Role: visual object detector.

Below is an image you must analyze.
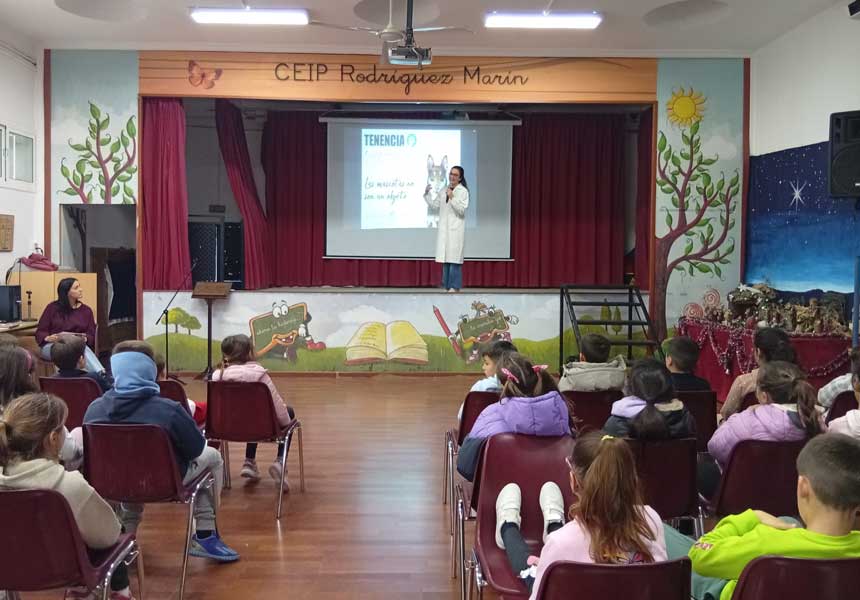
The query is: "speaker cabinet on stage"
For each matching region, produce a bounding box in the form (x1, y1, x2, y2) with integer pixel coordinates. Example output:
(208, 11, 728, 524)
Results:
(829, 110, 860, 197)
(0, 285, 21, 322)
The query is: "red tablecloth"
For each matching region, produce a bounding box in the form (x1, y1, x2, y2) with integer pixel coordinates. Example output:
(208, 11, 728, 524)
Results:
(678, 317, 852, 403)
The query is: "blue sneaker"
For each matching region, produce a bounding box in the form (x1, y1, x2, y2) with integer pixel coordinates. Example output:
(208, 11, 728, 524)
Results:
(189, 533, 240, 562)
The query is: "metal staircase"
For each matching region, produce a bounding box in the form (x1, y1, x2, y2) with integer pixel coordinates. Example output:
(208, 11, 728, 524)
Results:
(558, 285, 662, 371)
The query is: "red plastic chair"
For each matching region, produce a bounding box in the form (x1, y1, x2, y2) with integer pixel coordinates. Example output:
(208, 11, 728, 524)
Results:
(733, 555, 860, 599)
(628, 437, 703, 537)
(39, 376, 103, 430)
(708, 439, 806, 518)
(83, 423, 214, 600)
(158, 380, 192, 414)
(468, 433, 575, 600)
(740, 392, 760, 413)
(826, 390, 858, 424)
(534, 558, 692, 600)
(0, 489, 141, 600)
(444, 391, 498, 547)
(561, 390, 623, 432)
(206, 381, 305, 519)
(677, 390, 717, 452)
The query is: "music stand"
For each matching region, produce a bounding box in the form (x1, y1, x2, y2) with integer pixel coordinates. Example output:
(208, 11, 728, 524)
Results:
(192, 281, 232, 380)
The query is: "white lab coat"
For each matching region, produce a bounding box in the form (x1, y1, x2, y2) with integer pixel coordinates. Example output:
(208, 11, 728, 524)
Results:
(424, 184, 469, 264)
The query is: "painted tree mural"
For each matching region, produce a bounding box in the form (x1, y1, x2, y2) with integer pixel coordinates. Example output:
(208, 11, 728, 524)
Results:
(60, 102, 137, 204)
(652, 88, 739, 340)
(158, 307, 193, 334)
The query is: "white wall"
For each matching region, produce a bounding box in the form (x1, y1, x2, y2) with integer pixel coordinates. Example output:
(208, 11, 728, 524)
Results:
(751, 5, 860, 155)
(0, 24, 42, 276)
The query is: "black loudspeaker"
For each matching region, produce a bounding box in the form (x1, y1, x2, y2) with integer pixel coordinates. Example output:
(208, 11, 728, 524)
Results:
(188, 221, 221, 284)
(223, 222, 245, 290)
(829, 110, 860, 197)
(0, 285, 21, 322)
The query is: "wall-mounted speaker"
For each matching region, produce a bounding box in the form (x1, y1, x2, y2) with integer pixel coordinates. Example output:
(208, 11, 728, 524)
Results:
(829, 110, 860, 197)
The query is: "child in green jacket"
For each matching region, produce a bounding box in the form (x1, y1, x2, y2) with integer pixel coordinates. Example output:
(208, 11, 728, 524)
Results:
(665, 433, 860, 600)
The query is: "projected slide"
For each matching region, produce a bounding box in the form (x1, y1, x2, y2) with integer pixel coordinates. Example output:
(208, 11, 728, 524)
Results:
(360, 128, 461, 230)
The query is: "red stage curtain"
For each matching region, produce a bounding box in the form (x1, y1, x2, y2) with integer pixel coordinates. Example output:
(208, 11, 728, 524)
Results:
(635, 107, 653, 290)
(215, 99, 272, 289)
(262, 111, 625, 287)
(141, 98, 192, 290)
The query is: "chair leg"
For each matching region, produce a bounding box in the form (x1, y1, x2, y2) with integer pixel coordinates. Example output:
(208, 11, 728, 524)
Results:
(458, 498, 467, 600)
(442, 433, 449, 505)
(450, 496, 458, 579)
(276, 445, 287, 520)
(297, 424, 305, 493)
(179, 491, 198, 600)
(135, 547, 145, 600)
(220, 441, 231, 490)
(448, 443, 456, 536)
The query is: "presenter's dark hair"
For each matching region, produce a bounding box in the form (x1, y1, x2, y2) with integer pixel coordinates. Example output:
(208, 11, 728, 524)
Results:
(452, 165, 468, 190)
(56, 277, 78, 312)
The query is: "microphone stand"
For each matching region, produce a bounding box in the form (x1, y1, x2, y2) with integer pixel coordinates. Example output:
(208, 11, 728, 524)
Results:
(155, 259, 198, 385)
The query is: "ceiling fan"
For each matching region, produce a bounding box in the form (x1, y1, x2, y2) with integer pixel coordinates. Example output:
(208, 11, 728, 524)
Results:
(310, 0, 471, 65)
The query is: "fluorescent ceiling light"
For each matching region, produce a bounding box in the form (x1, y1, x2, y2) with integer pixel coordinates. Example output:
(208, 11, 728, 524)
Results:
(484, 12, 602, 29)
(190, 7, 309, 25)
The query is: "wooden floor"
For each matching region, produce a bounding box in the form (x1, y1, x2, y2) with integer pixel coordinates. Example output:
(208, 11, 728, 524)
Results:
(30, 374, 476, 600)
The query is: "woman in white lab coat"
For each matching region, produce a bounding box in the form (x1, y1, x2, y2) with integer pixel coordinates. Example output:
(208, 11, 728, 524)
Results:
(424, 165, 469, 292)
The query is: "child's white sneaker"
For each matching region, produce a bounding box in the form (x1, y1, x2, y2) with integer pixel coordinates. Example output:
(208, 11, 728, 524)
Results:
(240, 459, 260, 481)
(268, 459, 290, 492)
(495, 483, 522, 549)
(539, 482, 565, 542)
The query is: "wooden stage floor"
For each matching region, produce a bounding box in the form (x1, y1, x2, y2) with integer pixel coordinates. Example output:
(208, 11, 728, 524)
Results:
(28, 374, 476, 600)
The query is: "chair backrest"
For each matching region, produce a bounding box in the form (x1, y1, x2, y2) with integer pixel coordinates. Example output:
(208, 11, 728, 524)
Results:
(535, 557, 692, 600)
(628, 437, 698, 520)
(158, 380, 192, 415)
(476, 434, 575, 549)
(826, 390, 858, 424)
(712, 439, 806, 517)
(676, 390, 717, 452)
(733, 555, 860, 600)
(39, 376, 103, 430)
(740, 392, 759, 413)
(206, 380, 281, 442)
(457, 391, 499, 445)
(562, 390, 623, 432)
(0, 489, 94, 591)
(83, 423, 186, 503)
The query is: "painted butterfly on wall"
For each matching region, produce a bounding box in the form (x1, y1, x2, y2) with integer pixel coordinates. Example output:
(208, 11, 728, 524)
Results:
(188, 60, 222, 89)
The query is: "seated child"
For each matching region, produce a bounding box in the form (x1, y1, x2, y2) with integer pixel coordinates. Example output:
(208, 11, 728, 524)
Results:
(211, 334, 295, 491)
(603, 358, 696, 440)
(558, 333, 626, 393)
(153, 353, 206, 429)
(83, 340, 239, 562)
(0, 393, 135, 599)
(665, 336, 711, 392)
(0, 332, 19, 348)
(456, 340, 517, 420)
(818, 347, 859, 411)
(722, 327, 796, 419)
(50, 333, 112, 392)
(819, 351, 859, 437)
(708, 361, 823, 469)
(495, 431, 667, 599)
(665, 433, 860, 600)
(456, 352, 571, 481)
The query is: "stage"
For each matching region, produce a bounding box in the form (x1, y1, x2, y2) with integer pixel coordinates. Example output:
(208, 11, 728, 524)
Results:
(142, 287, 649, 374)
(678, 317, 852, 403)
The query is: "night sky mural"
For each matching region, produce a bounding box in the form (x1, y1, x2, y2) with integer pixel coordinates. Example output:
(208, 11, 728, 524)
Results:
(746, 141, 860, 292)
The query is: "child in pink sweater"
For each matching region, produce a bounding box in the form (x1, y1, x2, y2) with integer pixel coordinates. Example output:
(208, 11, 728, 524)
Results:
(211, 334, 295, 491)
(495, 431, 667, 599)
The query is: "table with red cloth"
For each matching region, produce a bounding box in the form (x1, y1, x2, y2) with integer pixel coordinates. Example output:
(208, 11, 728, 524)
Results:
(677, 317, 852, 403)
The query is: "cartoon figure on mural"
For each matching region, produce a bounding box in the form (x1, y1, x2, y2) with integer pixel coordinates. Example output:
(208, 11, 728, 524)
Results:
(250, 301, 326, 364)
(424, 154, 448, 228)
(433, 300, 520, 363)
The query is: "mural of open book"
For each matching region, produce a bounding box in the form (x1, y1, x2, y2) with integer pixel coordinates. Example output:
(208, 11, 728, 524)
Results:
(344, 320, 429, 365)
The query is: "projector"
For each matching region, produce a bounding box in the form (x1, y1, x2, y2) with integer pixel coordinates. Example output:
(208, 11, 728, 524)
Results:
(388, 45, 432, 66)
(851, 0, 860, 18)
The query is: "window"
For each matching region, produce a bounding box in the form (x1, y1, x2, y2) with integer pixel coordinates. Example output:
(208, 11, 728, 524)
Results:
(0, 123, 35, 190)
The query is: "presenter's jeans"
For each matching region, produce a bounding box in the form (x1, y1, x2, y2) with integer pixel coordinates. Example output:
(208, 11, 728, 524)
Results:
(442, 263, 462, 290)
(41, 342, 105, 373)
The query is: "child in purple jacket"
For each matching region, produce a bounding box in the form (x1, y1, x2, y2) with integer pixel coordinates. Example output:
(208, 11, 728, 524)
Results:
(456, 353, 571, 481)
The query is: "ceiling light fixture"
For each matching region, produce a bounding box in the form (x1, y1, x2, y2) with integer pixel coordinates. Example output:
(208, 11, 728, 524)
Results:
(484, 11, 602, 30)
(190, 7, 309, 25)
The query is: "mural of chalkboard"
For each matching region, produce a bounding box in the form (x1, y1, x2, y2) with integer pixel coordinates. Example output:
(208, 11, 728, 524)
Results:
(457, 310, 509, 344)
(249, 302, 308, 356)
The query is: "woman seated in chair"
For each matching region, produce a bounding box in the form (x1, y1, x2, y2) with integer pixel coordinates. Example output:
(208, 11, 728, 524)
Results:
(0, 392, 135, 599)
(494, 431, 667, 599)
(35, 278, 104, 375)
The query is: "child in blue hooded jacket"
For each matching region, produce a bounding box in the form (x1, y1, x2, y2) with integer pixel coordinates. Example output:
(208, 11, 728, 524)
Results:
(83, 340, 239, 562)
